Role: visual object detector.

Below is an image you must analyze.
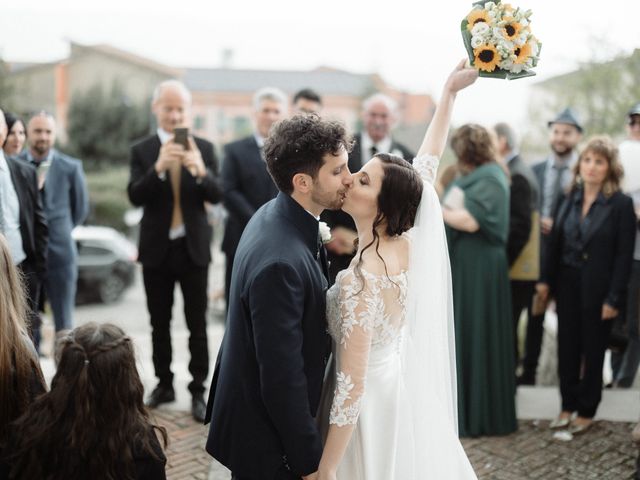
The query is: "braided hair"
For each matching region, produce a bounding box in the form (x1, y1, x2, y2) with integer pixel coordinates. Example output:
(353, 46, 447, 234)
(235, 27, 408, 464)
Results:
(5, 322, 167, 480)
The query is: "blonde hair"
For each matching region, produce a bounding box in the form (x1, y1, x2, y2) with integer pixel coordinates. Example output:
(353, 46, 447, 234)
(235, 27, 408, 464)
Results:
(0, 234, 42, 445)
(571, 135, 624, 197)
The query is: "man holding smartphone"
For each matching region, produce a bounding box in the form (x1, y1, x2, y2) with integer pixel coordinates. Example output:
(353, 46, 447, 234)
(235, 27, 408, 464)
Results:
(127, 80, 222, 422)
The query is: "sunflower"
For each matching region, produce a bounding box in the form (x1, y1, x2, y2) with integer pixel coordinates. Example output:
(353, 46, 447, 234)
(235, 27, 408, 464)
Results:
(502, 18, 522, 41)
(513, 42, 532, 64)
(466, 9, 492, 32)
(473, 44, 501, 72)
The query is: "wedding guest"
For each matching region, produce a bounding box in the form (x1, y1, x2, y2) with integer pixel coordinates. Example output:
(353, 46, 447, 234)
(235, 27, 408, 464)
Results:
(537, 136, 635, 434)
(443, 124, 517, 437)
(128, 80, 222, 422)
(321, 93, 414, 281)
(19, 112, 89, 332)
(612, 102, 640, 388)
(494, 122, 540, 375)
(0, 109, 48, 351)
(0, 233, 46, 479)
(3, 322, 168, 479)
(522, 108, 583, 385)
(2, 113, 26, 157)
(221, 87, 284, 306)
(292, 88, 323, 114)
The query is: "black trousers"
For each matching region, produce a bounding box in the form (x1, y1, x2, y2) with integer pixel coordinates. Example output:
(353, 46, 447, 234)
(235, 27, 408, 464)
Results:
(556, 266, 613, 418)
(511, 280, 535, 365)
(18, 260, 42, 350)
(143, 238, 209, 395)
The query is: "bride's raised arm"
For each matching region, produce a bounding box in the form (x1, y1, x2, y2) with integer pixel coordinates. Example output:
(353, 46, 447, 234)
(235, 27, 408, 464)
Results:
(416, 60, 478, 161)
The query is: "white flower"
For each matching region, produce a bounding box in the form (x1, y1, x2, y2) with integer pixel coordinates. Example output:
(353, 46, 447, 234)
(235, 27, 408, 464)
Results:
(509, 63, 526, 74)
(319, 221, 332, 244)
(499, 58, 515, 70)
(471, 21, 490, 36)
(471, 35, 484, 49)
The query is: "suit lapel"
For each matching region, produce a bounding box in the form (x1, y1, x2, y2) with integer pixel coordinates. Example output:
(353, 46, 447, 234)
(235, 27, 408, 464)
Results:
(582, 201, 613, 246)
(6, 159, 27, 231)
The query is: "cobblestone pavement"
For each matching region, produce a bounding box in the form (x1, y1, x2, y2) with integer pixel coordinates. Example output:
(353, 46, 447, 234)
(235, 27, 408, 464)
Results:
(154, 411, 638, 480)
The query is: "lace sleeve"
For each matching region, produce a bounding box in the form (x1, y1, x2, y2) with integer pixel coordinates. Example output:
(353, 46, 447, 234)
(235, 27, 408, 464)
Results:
(413, 154, 440, 185)
(329, 272, 374, 427)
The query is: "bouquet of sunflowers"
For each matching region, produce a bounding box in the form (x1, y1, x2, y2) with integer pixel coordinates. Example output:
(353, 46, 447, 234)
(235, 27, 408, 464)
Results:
(461, 0, 541, 79)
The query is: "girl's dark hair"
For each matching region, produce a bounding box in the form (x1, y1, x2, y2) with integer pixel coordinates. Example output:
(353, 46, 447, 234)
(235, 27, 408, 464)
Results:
(6, 322, 168, 480)
(2, 113, 25, 148)
(450, 123, 497, 171)
(264, 113, 353, 194)
(353, 153, 423, 289)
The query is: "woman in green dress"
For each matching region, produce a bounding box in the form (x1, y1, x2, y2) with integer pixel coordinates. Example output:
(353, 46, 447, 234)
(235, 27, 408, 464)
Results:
(442, 124, 517, 437)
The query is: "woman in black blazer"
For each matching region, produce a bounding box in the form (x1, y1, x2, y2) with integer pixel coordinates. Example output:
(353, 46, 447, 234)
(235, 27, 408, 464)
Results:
(536, 136, 636, 435)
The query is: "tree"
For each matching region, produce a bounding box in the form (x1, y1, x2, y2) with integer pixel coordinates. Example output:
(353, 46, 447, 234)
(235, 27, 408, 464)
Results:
(523, 43, 640, 156)
(66, 82, 151, 169)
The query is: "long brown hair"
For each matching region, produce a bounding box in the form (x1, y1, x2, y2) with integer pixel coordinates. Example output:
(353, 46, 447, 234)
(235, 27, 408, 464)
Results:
(6, 322, 168, 480)
(0, 234, 44, 447)
(353, 153, 422, 290)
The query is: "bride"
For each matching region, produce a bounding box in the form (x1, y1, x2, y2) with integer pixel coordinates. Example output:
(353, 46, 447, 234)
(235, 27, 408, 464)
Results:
(318, 60, 479, 480)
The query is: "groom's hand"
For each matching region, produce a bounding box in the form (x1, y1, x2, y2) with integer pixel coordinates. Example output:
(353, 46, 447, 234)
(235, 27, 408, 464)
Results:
(302, 472, 318, 480)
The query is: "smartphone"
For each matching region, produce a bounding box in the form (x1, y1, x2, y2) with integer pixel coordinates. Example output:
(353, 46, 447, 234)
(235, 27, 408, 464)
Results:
(173, 127, 189, 149)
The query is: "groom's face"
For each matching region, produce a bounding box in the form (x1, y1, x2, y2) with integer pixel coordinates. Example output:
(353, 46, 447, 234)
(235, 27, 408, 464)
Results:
(311, 146, 352, 211)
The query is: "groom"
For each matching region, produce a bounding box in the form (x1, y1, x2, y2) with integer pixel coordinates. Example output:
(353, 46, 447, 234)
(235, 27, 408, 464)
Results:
(205, 114, 353, 479)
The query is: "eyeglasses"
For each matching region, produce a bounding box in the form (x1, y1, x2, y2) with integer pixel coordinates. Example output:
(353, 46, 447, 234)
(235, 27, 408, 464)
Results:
(629, 117, 640, 127)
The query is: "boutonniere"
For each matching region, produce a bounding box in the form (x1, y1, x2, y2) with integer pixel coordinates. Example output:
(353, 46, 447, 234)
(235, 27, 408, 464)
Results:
(319, 221, 332, 244)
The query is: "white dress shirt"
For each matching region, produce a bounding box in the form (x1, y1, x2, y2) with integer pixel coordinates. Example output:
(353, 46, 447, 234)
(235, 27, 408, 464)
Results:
(0, 151, 26, 265)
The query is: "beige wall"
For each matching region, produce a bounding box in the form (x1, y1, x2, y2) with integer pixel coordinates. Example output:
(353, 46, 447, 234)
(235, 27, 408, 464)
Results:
(8, 64, 57, 118)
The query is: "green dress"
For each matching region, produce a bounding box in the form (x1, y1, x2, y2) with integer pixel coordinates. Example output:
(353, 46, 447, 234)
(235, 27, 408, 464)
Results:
(445, 162, 517, 437)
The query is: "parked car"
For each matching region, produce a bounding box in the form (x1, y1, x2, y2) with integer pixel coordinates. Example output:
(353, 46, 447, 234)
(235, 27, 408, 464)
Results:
(73, 226, 137, 304)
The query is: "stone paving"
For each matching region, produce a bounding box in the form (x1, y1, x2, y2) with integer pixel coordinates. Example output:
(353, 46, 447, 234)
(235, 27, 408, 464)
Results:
(153, 409, 638, 480)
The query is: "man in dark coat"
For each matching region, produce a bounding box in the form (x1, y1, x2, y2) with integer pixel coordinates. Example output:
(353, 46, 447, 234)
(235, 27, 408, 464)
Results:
(221, 87, 286, 306)
(127, 80, 222, 421)
(495, 122, 540, 373)
(0, 109, 48, 347)
(205, 114, 353, 479)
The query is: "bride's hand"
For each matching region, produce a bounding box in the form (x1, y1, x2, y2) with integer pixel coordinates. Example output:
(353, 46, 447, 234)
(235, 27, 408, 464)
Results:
(444, 59, 479, 95)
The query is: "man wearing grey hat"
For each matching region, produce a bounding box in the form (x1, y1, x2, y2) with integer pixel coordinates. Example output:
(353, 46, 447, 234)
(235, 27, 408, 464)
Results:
(611, 102, 640, 389)
(518, 107, 583, 385)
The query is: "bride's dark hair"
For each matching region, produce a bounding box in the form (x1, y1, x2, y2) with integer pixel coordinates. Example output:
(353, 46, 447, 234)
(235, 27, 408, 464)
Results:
(353, 153, 423, 290)
(5, 322, 167, 480)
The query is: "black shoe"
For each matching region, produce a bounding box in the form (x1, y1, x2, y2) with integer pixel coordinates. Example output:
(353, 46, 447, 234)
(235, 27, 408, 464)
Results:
(146, 385, 175, 408)
(191, 394, 206, 423)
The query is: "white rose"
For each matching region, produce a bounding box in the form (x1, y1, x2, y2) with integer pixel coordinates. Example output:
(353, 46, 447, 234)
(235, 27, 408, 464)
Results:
(499, 58, 514, 70)
(510, 63, 526, 74)
(471, 35, 484, 49)
(471, 22, 490, 36)
(319, 221, 332, 244)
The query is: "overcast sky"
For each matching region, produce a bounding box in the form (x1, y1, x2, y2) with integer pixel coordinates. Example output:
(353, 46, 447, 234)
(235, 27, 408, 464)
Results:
(1, 0, 639, 127)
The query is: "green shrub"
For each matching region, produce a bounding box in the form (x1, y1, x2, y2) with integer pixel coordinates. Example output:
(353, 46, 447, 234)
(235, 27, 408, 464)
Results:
(85, 166, 131, 232)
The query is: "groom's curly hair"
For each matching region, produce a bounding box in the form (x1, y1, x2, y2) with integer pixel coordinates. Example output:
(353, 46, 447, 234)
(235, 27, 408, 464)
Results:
(264, 114, 353, 194)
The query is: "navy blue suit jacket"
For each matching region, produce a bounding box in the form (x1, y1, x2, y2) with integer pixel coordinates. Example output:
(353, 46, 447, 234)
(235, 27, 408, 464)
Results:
(205, 192, 331, 478)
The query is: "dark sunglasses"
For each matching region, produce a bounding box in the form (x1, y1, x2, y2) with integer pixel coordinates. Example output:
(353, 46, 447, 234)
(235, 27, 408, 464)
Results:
(629, 117, 640, 126)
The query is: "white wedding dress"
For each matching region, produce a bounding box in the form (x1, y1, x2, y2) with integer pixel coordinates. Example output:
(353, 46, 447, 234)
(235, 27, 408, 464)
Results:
(323, 154, 477, 479)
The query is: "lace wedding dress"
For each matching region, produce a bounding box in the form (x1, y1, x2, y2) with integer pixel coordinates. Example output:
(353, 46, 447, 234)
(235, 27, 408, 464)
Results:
(323, 154, 477, 479)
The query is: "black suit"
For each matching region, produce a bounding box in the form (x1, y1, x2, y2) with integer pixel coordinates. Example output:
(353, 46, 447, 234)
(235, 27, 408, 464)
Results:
(205, 193, 331, 479)
(320, 133, 414, 281)
(543, 189, 636, 417)
(5, 156, 48, 344)
(127, 134, 222, 395)
(221, 136, 278, 305)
